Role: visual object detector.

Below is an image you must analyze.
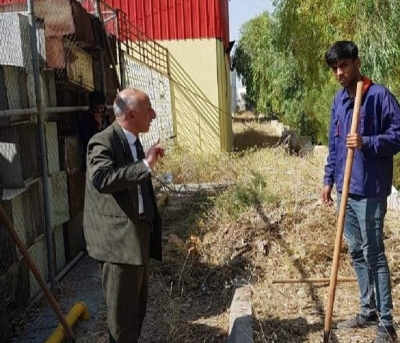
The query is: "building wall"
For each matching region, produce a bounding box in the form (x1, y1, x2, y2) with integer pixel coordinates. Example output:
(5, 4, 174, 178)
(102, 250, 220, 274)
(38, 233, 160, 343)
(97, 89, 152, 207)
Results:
(159, 38, 232, 152)
(216, 40, 233, 151)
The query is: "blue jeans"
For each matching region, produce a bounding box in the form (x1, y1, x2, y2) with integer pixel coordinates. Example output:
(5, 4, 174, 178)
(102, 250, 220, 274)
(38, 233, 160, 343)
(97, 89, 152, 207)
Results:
(337, 193, 393, 326)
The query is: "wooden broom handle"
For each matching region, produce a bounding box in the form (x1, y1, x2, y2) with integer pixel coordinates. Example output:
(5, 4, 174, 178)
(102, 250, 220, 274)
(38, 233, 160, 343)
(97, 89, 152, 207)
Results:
(323, 80, 364, 342)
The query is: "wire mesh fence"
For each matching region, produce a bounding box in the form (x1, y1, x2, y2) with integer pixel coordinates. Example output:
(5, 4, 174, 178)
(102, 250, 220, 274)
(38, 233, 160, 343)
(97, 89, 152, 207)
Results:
(0, 0, 174, 340)
(0, 7, 42, 340)
(116, 5, 174, 149)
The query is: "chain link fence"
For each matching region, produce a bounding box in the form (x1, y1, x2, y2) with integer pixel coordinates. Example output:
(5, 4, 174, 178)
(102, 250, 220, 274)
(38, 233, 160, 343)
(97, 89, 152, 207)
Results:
(0, 0, 174, 340)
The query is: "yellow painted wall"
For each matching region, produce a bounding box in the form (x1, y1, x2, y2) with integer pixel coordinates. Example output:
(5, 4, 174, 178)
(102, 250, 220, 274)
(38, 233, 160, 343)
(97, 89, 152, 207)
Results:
(216, 40, 233, 151)
(158, 39, 232, 152)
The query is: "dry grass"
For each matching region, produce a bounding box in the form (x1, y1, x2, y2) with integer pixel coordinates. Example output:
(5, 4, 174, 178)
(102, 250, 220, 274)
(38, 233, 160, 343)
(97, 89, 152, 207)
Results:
(72, 117, 399, 342)
(233, 119, 281, 151)
(151, 118, 400, 342)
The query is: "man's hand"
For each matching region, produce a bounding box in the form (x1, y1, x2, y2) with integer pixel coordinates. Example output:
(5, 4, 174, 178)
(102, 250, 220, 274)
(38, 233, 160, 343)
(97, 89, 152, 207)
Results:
(346, 133, 362, 149)
(321, 185, 334, 206)
(146, 139, 165, 169)
(94, 113, 104, 130)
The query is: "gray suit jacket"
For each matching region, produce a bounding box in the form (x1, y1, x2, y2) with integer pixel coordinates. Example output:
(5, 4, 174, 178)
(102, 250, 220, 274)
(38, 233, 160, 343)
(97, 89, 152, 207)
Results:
(83, 121, 162, 265)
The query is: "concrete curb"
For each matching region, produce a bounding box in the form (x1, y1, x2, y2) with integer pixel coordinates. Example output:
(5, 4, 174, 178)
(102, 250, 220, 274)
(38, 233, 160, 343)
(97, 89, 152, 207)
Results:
(228, 280, 253, 343)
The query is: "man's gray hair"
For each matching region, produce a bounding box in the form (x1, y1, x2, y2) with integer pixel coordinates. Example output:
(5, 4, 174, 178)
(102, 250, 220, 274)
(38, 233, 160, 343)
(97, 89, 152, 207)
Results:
(113, 89, 140, 117)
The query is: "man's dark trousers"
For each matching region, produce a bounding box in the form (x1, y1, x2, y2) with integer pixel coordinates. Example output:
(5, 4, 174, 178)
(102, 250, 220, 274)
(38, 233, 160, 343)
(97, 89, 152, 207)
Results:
(101, 219, 151, 343)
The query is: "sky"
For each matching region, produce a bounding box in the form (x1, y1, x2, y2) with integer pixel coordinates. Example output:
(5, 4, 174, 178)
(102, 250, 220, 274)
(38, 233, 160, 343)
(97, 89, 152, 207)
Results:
(229, 0, 275, 42)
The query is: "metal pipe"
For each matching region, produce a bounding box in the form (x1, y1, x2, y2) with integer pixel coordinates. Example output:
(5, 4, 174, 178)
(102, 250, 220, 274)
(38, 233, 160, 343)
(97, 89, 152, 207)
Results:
(54, 251, 85, 283)
(27, 0, 56, 288)
(45, 106, 87, 113)
(0, 108, 37, 117)
(118, 39, 125, 89)
(94, 0, 107, 94)
(0, 105, 114, 118)
(116, 9, 125, 89)
(45, 302, 89, 343)
(95, 0, 121, 90)
(43, 105, 113, 113)
(97, 0, 115, 12)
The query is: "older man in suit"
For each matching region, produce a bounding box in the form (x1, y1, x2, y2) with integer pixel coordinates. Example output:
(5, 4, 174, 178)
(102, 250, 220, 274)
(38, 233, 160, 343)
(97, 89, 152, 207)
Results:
(83, 88, 164, 343)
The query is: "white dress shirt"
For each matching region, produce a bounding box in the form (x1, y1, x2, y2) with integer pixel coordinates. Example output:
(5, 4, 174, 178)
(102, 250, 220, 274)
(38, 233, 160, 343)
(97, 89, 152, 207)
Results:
(121, 128, 151, 214)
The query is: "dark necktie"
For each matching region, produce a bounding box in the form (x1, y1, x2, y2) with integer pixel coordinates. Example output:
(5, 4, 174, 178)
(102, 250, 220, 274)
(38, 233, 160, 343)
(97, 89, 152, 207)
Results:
(134, 138, 155, 223)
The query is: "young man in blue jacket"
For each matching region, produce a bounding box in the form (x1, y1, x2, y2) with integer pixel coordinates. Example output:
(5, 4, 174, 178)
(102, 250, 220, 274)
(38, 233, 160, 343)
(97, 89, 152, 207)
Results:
(321, 41, 400, 343)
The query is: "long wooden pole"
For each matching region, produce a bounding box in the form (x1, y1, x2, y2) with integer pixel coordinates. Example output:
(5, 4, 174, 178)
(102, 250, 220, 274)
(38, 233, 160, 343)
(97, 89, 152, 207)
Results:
(323, 80, 364, 343)
(272, 277, 356, 284)
(0, 205, 76, 342)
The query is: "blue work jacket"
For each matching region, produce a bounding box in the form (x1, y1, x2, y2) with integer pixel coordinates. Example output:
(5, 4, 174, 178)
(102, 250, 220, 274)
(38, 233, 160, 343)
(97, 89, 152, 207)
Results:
(324, 78, 400, 197)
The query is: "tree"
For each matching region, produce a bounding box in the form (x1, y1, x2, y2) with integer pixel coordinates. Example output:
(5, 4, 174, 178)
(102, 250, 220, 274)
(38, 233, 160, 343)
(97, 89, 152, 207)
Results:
(233, 13, 272, 113)
(234, 0, 400, 143)
(273, 0, 400, 90)
(234, 12, 317, 138)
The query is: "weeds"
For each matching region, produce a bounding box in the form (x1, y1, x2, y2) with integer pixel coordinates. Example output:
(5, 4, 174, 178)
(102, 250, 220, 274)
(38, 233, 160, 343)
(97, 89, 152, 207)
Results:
(153, 118, 400, 342)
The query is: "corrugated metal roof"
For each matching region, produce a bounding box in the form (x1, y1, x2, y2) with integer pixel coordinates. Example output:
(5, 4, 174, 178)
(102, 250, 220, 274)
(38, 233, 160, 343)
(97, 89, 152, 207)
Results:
(106, 0, 230, 48)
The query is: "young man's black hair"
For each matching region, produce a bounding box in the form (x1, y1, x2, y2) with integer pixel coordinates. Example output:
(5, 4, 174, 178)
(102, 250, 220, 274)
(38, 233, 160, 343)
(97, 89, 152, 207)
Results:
(325, 40, 359, 67)
(88, 91, 106, 109)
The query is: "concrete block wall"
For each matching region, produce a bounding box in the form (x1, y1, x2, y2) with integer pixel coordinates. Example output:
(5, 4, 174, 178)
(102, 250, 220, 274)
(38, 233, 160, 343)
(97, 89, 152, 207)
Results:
(53, 225, 65, 273)
(59, 135, 82, 174)
(49, 171, 70, 227)
(67, 171, 85, 219)
(0, 123, 39, 188)
(59, 134, 86, 263)
(26, 179, 45, 239)
(0, 120, 72, 303)
(0, 195, 18, 274)
(45, 122, 61, 175)
(64, 212, 84, 263)
(1, 178, 48, 300)
(27, 237, 48, 297)
(0, 8, 106, 336)
(2, 188, 30, 251)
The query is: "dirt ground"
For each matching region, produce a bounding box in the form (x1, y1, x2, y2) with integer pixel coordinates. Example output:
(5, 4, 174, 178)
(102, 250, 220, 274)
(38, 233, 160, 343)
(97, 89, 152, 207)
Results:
(13, 191, 400, 343)
(11, 191, 230, 343)
(11, 119, 400, 343)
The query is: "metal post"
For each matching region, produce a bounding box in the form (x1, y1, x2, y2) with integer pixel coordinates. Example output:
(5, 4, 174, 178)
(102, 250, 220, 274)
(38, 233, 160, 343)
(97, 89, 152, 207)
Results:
(27, 0, 56, 287)
(116, 9, 125, 89)
(94, 0, 121, 90)
(1, 105, 113, 118)
(94, 0, 107, 94)
(117, 39, 125, 89)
